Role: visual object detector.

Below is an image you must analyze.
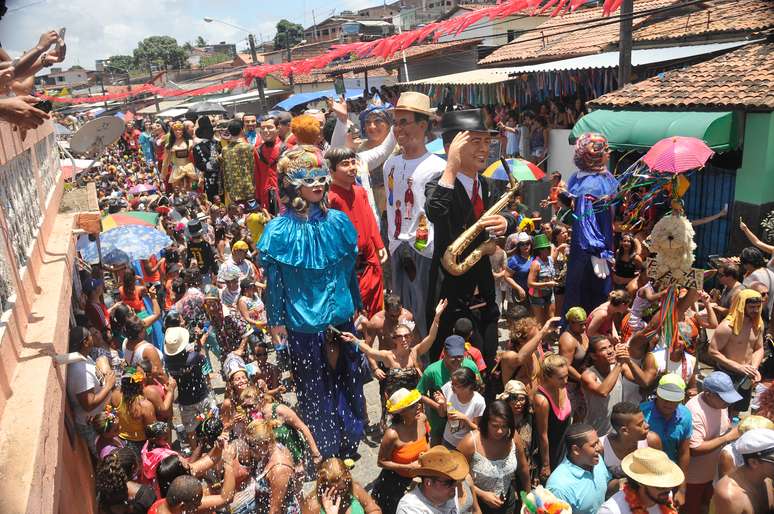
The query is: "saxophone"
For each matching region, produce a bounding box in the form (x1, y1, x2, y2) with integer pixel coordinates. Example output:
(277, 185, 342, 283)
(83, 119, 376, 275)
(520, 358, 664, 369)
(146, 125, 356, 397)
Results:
(442, 159, 520, 276)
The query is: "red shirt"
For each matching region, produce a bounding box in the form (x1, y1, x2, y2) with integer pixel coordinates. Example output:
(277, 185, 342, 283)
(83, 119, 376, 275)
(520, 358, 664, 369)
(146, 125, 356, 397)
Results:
(254, 137, 283, 209)
(328, 183, 384, 266)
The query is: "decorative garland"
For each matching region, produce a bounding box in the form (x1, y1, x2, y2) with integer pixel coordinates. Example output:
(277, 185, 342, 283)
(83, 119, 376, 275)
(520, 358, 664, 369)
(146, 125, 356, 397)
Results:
(42, 0, 624, 104)
(623, 483, 678, 514)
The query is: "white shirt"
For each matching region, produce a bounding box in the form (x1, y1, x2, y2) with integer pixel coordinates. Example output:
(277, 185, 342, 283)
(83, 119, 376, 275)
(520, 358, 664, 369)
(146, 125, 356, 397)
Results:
(652, 348, 696, 383)
(441, 381, 486, 447)
(66, 356, 107, 425)
(397, 487, 459, 514)
(598, 490, 662, 514)
(599, 434, 648, 477)
(383, 152, 446, 258)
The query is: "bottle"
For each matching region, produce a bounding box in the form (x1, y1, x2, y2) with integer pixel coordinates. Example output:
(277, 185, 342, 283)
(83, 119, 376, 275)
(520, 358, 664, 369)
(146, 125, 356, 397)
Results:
(447, 401, 460, 432)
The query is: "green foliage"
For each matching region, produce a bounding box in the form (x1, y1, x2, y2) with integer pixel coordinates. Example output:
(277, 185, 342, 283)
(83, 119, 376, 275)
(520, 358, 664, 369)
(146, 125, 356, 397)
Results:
(195, 36, 207, 47)
(274, 19, 304, 49)
(200, 53, 233, 67)
(106, 54, 135, 71)
(132, 35, 188, 70)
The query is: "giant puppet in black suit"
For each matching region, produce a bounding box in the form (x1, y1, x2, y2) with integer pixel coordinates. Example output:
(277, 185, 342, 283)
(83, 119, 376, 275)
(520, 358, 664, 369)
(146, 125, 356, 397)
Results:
(424, 109, 517, 366)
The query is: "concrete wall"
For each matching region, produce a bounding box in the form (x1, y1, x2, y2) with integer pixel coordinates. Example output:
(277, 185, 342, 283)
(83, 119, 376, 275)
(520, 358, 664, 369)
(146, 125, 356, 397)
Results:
(730, 112, 774, 253)
(0, 122, 94, 514)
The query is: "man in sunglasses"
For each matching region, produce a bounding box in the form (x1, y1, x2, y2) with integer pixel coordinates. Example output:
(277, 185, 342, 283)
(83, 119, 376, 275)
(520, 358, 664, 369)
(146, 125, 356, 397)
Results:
(711, 428, 774, 514)
(397, 445, 471, 513)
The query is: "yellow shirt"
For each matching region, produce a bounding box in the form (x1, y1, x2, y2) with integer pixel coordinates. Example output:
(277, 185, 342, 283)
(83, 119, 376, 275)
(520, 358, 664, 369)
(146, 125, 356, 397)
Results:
(246, 212, 269, 243)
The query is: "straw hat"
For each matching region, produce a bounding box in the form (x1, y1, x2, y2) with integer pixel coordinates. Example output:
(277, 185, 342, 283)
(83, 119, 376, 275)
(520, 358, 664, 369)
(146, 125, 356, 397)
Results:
(409, 445, 470, 481)
(621, 447, 684, 489)
(386, 388, 421, 413)
(394, 91, 432, 116)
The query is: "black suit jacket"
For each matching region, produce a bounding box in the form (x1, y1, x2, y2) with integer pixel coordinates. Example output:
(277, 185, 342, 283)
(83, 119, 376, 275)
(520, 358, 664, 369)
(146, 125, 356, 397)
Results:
(424, 173, 516, 321)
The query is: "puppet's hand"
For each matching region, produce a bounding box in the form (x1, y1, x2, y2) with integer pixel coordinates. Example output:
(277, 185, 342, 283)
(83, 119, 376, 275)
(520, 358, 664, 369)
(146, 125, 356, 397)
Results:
(591, 255, 610, 279)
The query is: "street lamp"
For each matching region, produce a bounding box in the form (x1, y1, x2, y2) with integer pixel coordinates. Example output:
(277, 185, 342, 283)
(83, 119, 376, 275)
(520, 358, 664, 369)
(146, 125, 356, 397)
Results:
(203, 16, 266, 112)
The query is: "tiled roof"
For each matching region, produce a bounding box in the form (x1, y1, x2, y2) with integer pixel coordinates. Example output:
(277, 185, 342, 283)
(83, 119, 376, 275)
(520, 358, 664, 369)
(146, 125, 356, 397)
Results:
(323, 39, 481, 74)
(588, 42, 774, 111)
(273, 67, 396, 85)
(480, 0, 773, 65)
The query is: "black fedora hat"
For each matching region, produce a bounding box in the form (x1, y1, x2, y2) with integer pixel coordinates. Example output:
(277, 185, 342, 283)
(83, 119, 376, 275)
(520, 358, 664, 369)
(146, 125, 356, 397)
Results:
(440, 108, 499, 135)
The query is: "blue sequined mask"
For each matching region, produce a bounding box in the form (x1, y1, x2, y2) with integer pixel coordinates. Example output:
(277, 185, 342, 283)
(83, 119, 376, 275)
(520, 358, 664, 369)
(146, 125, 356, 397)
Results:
(286, 166, 331, 188)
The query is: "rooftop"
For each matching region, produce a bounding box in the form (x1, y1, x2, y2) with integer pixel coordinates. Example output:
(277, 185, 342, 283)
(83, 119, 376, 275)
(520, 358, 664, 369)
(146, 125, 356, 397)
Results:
(479, 0, 774, 66)
(587, 41, 774, 111)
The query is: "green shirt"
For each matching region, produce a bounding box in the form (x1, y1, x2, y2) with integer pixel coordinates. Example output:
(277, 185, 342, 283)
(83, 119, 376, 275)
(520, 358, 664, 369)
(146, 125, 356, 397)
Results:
(417, 358, 481, 440)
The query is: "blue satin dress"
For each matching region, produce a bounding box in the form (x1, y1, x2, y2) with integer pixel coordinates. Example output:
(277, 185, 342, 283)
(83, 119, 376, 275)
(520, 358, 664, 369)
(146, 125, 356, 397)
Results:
(258, 205, 365, 458)
(562, 171, 619, 316)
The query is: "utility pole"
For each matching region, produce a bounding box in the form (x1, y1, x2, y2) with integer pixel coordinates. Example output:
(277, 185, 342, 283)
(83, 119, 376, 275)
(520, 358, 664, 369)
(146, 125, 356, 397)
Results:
(248, 34, 267, 114)
(287, 35, 294, 89)
(312, 9, 318, 41)
(617, 0, 634, 87)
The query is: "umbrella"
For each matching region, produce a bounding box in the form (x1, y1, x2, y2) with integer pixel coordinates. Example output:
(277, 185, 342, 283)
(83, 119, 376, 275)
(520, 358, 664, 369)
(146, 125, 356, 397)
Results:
(426, 137, 446, 156)
(643, 136, 714, 174)
(54, 123, 72, 136)
(187, 101, 227, 116)
(101, 211, 160, 231)
(482, 158, 545, 182)
(81, 225, 171, 263)
(129, 183, 157, 195)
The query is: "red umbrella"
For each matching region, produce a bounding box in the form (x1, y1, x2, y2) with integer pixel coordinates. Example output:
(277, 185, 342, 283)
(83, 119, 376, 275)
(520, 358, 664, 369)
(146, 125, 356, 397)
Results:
(643, 136, 714, 174)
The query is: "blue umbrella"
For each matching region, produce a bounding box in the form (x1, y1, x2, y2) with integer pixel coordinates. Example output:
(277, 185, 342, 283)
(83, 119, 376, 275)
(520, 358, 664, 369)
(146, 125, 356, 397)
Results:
(80, 225, 172, 264)
(426, 137, 446, 156)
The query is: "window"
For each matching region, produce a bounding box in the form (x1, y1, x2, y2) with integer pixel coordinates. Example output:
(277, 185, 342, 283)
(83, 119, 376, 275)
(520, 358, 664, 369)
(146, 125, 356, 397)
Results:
(507, 30, 516, 42)
(57, 76, 65, 82)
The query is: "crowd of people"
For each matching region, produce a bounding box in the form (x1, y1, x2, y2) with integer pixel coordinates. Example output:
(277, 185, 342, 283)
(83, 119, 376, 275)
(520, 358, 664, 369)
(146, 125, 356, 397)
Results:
(53, 79, 774, 514)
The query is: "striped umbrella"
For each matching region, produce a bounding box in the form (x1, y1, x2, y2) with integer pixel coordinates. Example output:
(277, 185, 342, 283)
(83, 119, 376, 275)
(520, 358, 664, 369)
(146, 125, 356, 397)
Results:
(482, 158, 545, 182)
(101, 210, 159, 231)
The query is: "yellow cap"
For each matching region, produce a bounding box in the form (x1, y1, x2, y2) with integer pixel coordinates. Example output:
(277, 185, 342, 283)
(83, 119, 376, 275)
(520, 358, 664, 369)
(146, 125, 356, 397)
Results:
(232, 240, 249, 251)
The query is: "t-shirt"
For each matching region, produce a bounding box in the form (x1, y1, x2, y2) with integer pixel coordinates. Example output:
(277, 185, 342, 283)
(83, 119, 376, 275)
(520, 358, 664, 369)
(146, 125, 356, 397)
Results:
(66, 356, 107, 425)
(686, 393, 730, 484)
(164, 351, 209, 406)
(396, 486, 460, 514)
(652, 349, 696, 384)
(439, 343, 487, 372)
(186, 239, 217, 275)
(640, 400, 692, 463)
(546, 457, 612, 514)
(598, 490, 662, 514)
(246, 212, 269, 243)
(382, 152, 446, 259)
(417, 359, 481, 440)
(441, 382, 486, 447)
(507, 254, 533, 291)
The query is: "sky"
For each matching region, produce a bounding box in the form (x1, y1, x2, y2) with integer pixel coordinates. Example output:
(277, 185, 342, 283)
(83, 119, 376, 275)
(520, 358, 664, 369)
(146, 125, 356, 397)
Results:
(1, 0, 378, 69)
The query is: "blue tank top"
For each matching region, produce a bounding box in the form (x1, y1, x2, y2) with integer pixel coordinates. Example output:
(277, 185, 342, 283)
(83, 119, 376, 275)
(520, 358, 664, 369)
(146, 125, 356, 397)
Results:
(508, 255, 533, 290)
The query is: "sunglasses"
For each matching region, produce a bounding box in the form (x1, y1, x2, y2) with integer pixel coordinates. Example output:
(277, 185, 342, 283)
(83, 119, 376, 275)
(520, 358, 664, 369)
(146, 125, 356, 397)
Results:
(393, 333, 411, 340)
(300, 176, 330, 188)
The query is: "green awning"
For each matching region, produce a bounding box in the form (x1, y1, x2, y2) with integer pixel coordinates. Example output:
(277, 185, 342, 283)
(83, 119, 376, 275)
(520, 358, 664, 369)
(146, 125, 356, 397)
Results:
(570, 110, 740, 151)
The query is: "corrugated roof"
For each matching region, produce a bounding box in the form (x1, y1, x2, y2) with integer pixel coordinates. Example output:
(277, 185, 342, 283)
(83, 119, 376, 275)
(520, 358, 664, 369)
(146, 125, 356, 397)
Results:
(588, 41, 774, 111)
(403, 40, 754, 85)
(324, 39, 481, 74)
(480, 0, 773, 66)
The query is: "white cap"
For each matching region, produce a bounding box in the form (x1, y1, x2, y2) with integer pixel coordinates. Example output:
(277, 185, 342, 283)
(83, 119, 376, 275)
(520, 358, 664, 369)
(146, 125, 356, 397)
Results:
(735, 428, 774, 456)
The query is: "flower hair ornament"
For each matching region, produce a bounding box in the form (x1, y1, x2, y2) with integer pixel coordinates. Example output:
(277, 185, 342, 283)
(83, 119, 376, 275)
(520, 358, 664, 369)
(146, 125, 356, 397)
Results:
(171, 121, 184, 131)
(123, 366, 145, 384)
(101, 404, 119, 432)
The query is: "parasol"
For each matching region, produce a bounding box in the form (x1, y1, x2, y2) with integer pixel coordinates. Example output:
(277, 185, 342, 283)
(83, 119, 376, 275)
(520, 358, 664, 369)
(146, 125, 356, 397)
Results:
(426, 137, 446, 156)
(101, 210, 160, 231)
(187, 101, 227, 116)
(80, 225, 171, 263)
(643, 136, 714, 174)
(129, 183, 157, 195)
(482, 158, 545, 182)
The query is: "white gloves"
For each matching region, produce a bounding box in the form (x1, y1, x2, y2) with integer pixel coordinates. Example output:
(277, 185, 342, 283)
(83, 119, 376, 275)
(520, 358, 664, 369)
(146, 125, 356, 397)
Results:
(591, 256, 611, 279)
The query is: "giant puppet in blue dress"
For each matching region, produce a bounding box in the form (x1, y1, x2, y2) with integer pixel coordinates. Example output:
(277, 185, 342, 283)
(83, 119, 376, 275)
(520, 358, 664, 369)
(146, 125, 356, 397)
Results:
(562, 133, 620, 316)
(257, 145, 365, 459)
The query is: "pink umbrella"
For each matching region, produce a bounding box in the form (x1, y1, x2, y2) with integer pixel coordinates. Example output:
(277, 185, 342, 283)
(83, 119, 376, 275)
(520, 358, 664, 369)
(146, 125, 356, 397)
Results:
(642, 136, 714, 174)
(129, 183, 157, 195)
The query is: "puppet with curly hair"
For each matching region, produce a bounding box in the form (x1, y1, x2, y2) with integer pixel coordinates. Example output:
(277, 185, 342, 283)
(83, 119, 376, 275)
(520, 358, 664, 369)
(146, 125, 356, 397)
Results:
(257, 145, 365, 459)
(562, 133, 620, 316)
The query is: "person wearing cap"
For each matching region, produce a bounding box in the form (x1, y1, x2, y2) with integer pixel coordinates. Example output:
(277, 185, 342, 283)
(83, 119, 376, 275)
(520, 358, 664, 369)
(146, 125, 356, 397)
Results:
(546, 423, 615, 514)
(163, 325, 213, 447)
(418, 335, 481, 446)
(371, 388, 429, 513)
(184, 218, 218, 280)
(527, 232, 558, 324)
(709, 289, 765, 413)
(381, 91, 445, 341)
(683, 370, 742, 513)
(718, 416, 774, 477)
(424, 108, 518, 367)
(504, 232, 533, 302)
(598, 447, 684, 514)
(223, 239, 257, 283)
(640, 373, 693, 507)
(711, 428, 774, 514)
(396, 445, 475, 513)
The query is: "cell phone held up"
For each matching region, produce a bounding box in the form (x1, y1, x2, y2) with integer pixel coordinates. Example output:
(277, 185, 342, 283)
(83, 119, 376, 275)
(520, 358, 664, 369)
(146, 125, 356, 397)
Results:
(34, 99, 53, 113)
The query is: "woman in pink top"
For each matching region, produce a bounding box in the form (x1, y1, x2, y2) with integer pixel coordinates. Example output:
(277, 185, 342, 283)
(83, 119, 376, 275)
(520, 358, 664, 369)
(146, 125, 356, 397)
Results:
(533, 353, 572, 483)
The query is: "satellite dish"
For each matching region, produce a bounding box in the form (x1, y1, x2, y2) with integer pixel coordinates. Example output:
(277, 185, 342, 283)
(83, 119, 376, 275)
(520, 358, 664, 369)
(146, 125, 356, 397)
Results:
(69, 116, 124, 155)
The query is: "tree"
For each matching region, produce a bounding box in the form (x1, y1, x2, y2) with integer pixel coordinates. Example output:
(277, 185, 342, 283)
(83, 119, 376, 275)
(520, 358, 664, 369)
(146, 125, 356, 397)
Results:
(133, 36, 188, 70)
(105, 55, 136, 72)
(195, 36, 207, 47)
(182, 42, 194, 53)
(200, 53, 232, 68)
(274, 19, 304, 50)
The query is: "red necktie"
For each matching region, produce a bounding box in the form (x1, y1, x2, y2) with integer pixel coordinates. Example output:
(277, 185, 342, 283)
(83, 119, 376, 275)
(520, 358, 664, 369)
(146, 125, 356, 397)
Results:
(471, 175, 484, 219)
